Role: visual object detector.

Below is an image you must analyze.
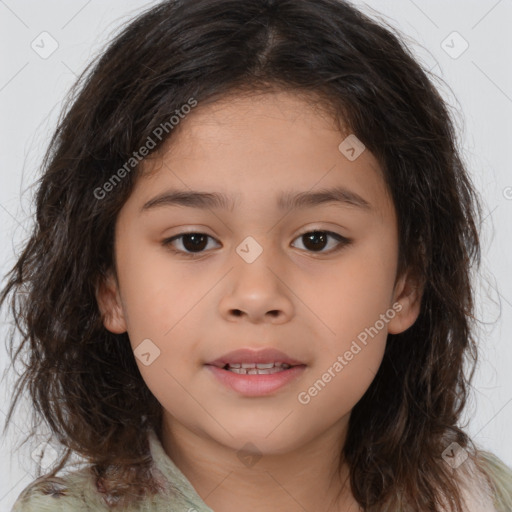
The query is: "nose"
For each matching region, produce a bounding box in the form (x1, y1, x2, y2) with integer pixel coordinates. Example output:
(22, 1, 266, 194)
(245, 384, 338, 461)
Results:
(219, 253, 295, 324)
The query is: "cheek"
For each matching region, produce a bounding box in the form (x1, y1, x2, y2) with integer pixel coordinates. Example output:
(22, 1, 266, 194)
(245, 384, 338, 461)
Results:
(297, 233, 396, 410)
(116, 239, 188, 338)
(116, 241, 209, 376)
(136, 360, 202, 431)
(298, 275, 391, 420)
(296, 344, 384, 427)
(308, 237, 398, 346)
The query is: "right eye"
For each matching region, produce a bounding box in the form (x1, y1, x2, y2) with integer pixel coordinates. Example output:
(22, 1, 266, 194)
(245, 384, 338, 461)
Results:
(162, 232, 221, 257)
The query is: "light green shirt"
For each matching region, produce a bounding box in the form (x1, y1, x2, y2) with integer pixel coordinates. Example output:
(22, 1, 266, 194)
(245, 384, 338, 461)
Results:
(11, 429, 512, 511)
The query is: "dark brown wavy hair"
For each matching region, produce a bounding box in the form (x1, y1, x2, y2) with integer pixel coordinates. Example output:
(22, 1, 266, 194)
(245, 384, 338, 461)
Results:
(1, 0, 487, 510)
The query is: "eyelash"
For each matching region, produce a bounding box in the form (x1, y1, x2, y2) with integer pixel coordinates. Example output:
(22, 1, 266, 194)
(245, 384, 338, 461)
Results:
(161, 229, 352, 258)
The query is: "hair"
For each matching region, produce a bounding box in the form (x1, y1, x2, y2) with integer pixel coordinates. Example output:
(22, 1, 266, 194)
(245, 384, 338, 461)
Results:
(0, 0, 487, 510)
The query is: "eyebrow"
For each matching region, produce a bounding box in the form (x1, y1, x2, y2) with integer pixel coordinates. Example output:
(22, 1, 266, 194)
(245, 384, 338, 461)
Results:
(140, 186, 372, 213)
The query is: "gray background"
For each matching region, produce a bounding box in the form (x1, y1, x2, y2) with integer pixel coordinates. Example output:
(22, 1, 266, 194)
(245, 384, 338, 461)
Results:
(1, 0, 511, 509)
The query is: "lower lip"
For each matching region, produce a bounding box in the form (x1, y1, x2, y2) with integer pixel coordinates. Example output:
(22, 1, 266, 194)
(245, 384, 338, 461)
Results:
(205, 365, 306, 396)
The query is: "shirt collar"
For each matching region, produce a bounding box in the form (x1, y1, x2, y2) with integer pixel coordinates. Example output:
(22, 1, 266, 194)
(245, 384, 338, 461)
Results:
(147, 428, 215, 512)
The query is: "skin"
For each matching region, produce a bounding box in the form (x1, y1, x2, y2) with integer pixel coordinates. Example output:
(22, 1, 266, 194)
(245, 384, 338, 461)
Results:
(96, 90, 423, 512)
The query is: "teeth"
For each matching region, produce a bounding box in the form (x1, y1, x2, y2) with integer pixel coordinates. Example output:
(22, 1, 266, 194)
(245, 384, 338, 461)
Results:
(230, 366, 286, 375)
(224, 362, 292, 375)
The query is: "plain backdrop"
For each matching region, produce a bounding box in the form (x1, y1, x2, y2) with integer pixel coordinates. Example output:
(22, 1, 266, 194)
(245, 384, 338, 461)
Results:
(0, 0, 511, 509)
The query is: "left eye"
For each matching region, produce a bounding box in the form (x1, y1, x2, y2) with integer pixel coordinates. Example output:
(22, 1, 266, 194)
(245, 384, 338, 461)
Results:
(291, 230, 350, 253)
(162, 230, 351, 257)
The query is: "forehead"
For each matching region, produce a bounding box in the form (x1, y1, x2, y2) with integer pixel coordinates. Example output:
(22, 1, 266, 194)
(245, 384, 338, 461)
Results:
(133, 90, 393, 220)
(159, 90, 344, 158)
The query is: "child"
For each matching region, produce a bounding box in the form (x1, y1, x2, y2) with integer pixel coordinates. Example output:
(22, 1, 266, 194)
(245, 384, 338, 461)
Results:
(2, 0, 511, 510)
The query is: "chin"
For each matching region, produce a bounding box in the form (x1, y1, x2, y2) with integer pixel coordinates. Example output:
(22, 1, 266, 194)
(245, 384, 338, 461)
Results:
(213, 427, 307, 456)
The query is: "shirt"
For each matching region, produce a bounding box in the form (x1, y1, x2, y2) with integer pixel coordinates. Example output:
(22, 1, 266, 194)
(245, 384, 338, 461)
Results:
(10, 429, 512, 511)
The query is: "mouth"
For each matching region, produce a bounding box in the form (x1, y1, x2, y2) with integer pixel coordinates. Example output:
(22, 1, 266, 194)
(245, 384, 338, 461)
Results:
(220, 362, 295, 375)
(206, 347, 306, 370)
(204, 348, 307, 396)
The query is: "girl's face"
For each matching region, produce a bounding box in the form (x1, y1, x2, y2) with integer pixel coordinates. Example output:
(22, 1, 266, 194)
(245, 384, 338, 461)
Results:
(97, 90, 422, 455)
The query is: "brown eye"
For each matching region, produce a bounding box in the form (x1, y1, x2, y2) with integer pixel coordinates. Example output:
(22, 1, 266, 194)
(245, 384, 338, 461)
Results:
(162, 233, 220, 256)
(291, 230, 351, 254)
(162, 230, 351, 258)
(179, 233, 208, 252)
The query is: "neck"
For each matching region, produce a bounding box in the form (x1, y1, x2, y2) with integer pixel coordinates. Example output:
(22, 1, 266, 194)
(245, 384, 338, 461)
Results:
(160, 414, 362, 512)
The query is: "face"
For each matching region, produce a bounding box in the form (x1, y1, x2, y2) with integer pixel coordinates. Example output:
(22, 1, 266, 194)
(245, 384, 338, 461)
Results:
(97, 90, 422, 456)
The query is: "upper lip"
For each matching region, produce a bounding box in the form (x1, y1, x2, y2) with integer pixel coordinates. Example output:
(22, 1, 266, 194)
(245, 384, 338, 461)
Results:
(206, 348, 306, 368)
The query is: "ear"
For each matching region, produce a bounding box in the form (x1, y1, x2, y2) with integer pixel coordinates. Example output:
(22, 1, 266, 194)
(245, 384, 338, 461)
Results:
(95, 270, 127, 334)
(387, 268, 424, 335)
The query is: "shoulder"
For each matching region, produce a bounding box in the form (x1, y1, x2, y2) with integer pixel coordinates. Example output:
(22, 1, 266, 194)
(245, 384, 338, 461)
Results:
(448, 448, 512, 512)
(9, 464, 205, 512)
(474, 449, 512, 512)
(10, 469, 109, 512)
